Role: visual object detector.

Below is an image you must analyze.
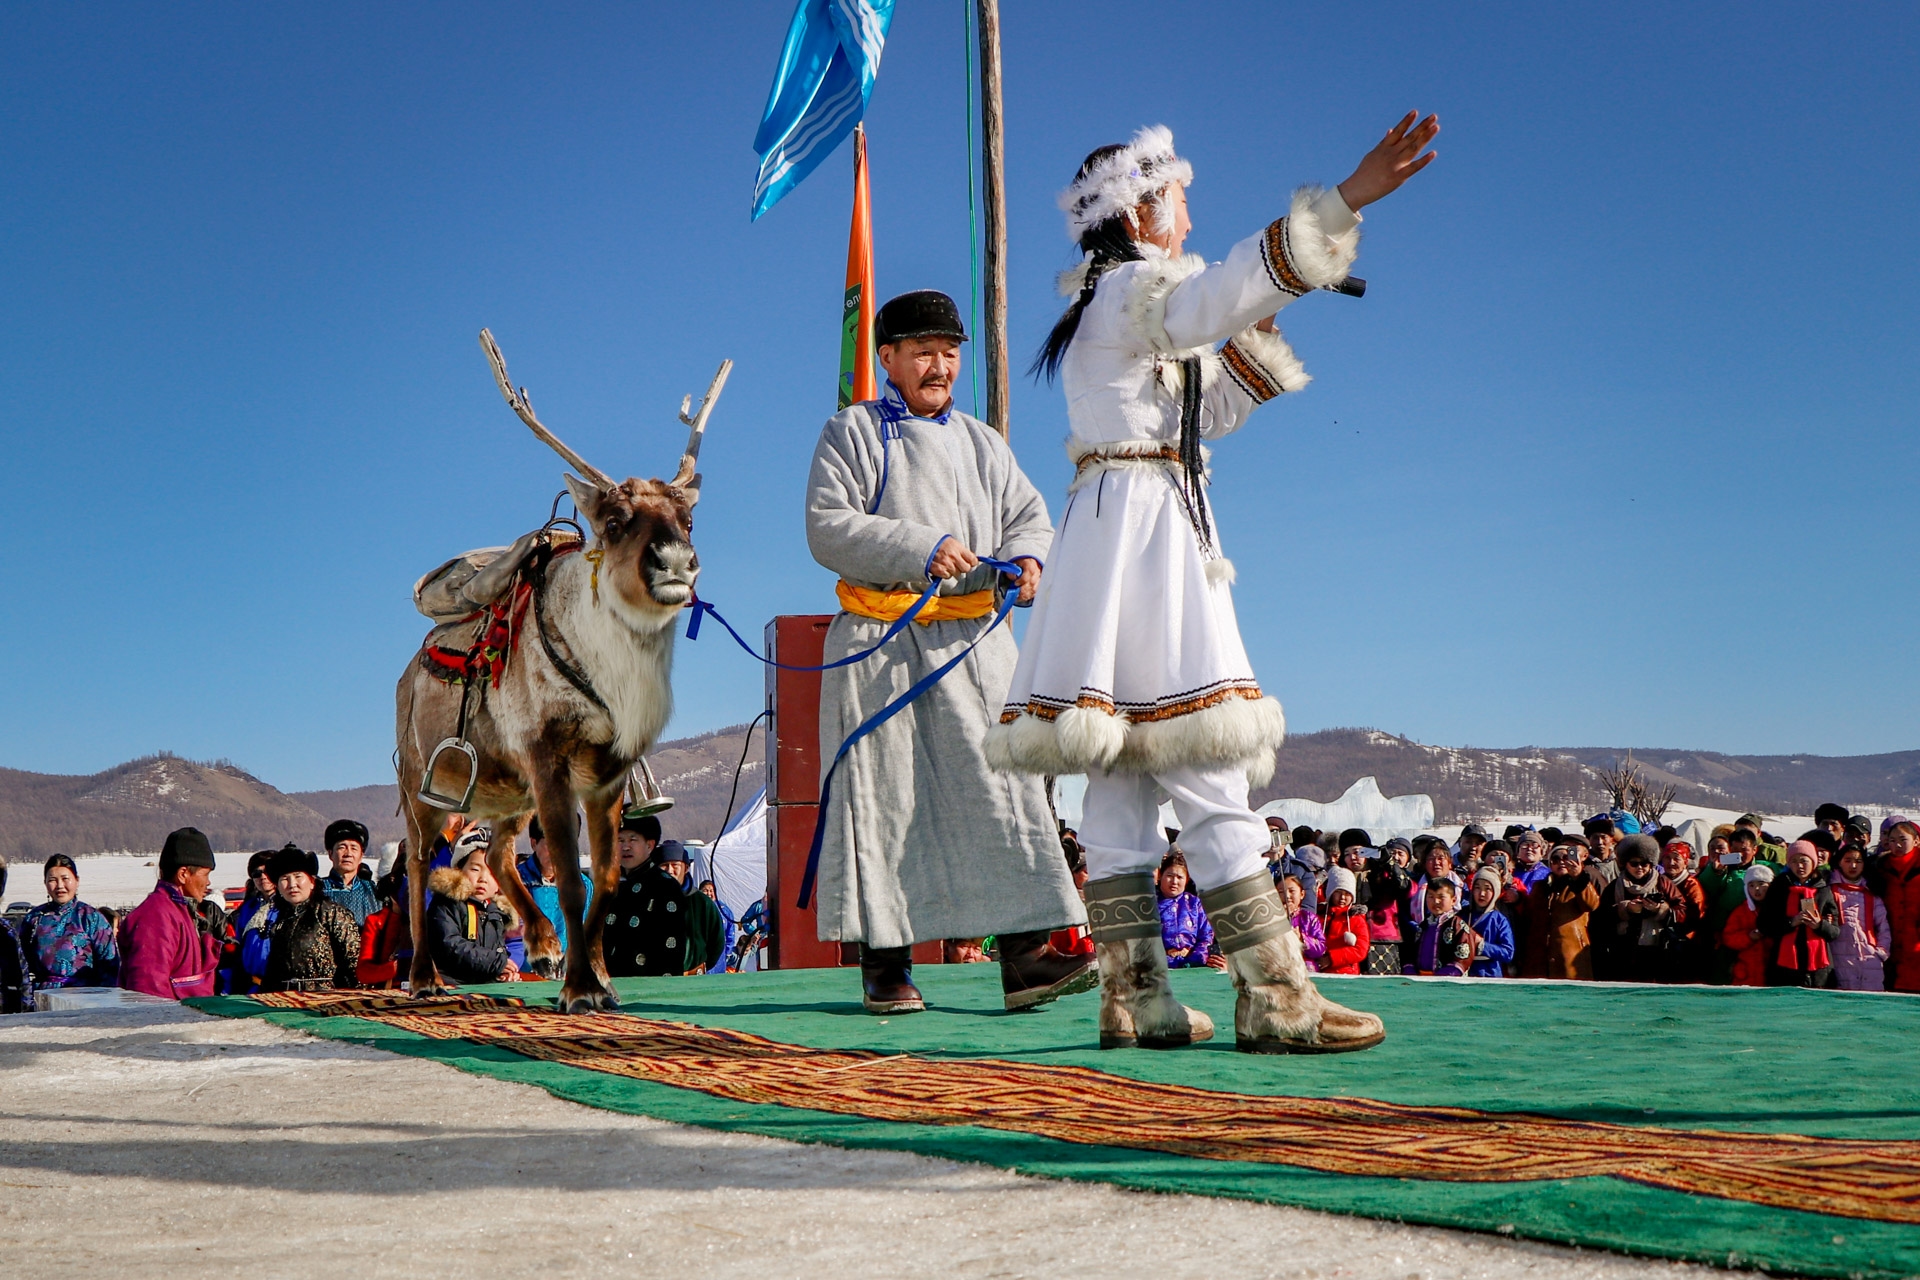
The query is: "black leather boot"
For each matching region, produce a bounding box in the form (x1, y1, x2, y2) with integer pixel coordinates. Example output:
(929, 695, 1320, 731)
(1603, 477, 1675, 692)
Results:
(998, 929, 1098, 1011)
(859, 945, 925, 1014)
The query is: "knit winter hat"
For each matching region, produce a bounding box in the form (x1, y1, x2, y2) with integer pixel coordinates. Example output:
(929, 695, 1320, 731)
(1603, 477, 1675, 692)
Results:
(1786, 839, 1822, 865)
(1325, 866, 1357, 901)
(451, 826, 493, 868)
(1743, 864, 1776, 888)
(159, 827, 216, 874)
(1472, 867, 1501, 894)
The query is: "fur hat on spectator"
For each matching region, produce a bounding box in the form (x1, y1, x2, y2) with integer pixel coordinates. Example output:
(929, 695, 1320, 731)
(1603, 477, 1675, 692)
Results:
(1616, 834, 1661, 868)
(266, 843, 319, 881)
(324, 819, 369, 851)
(1813, 802, 1851, 828)
(1338, 828, 1373, 851)
(1325, 866, 1358, 902)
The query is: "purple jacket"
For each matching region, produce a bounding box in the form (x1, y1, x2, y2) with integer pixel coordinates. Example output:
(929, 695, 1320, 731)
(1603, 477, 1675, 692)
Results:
(1158, 893, 1215, 967)
(1289, 908, 1327, 963)
(120, 883, 221, 1000)
(1829, 877, 1891, 992)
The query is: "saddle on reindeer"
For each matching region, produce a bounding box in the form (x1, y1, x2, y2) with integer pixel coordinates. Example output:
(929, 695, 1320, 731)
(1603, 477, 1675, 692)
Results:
(396, 330, 729, 1013)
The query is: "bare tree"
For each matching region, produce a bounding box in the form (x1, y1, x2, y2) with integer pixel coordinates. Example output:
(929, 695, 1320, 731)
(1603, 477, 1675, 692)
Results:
(1595, 751, 1679, 829)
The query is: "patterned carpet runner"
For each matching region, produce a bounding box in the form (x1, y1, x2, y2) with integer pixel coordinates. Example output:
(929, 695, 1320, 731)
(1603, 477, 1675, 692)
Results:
(253, 991, 1920, 1226)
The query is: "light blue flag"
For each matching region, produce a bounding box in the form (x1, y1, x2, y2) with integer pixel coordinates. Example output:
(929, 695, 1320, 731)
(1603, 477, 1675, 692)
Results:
(751, 0, 893, 221)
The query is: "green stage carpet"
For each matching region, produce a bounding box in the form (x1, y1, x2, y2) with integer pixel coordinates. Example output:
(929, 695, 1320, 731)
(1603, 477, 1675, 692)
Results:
(191, 969, 1920, 1278)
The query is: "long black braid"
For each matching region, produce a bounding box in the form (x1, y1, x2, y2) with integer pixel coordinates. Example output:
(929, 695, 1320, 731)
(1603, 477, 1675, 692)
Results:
(1176, 354, 1212, 550)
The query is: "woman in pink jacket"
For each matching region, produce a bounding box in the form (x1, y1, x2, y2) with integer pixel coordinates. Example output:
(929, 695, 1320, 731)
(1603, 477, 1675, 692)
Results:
(120, 828, 225, 1000)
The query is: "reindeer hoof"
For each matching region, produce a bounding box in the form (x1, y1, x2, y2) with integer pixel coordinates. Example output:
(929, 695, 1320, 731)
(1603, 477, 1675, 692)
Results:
(559, 988, 620, 1014)
(526, 957, 560, 981)
(410, 981, 449, 999)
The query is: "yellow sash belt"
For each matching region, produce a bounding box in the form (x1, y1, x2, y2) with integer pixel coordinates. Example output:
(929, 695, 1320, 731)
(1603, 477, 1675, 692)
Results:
(836, 580, 995, 624)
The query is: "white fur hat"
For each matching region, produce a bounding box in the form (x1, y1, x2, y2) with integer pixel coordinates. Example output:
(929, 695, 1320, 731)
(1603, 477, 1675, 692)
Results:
(1057, 124, 1193, 241)
(1325, 866, 1357, 901)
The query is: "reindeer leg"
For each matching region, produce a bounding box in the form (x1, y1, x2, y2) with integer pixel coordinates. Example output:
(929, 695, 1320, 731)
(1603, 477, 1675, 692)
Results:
(578, 787, 623, 1002)
(403, 796, 446, 997)
(536, 762, 609, 1013)
(486, 812, 556, 979)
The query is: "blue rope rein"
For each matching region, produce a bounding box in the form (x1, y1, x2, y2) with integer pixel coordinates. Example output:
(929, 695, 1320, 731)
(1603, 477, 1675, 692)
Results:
(682, 555, 1025, 911)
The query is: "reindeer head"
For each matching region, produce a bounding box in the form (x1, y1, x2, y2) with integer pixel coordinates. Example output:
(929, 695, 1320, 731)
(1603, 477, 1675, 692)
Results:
(565, 474, 698, 617)
(479, 330, 732, 624)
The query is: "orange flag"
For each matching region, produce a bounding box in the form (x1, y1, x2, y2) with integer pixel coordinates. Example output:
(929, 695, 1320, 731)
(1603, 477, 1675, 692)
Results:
(838, 125, 876, 410)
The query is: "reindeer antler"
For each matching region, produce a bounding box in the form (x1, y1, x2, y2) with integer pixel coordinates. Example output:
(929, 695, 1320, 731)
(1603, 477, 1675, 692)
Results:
(478, 329, 617, 491)
(671, 359, 734, 503)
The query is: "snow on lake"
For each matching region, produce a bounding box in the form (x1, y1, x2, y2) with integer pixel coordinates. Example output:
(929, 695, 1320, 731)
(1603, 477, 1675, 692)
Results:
(6, 853, 263, 912)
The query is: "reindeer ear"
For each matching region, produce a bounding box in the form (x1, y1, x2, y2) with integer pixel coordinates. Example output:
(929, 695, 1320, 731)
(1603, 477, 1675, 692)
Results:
(679, 473, 702, 508)
(564, 474, 606, 527)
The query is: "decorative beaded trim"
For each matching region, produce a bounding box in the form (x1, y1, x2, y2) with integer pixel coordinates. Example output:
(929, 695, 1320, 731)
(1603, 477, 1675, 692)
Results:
(1221, 340, 1282, 403)
(1259, 216, 1313, 297)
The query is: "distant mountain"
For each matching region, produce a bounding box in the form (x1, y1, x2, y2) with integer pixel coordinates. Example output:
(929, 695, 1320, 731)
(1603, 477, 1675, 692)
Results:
(1252, 730, 1920, 825)
(0, 726, 766, 862)
(0, 754, 333, 863)
(7, 725, 1912, 861)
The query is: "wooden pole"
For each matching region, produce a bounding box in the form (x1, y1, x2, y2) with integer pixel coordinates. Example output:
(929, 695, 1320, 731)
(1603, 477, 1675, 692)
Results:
(976, 0, 1009, 440)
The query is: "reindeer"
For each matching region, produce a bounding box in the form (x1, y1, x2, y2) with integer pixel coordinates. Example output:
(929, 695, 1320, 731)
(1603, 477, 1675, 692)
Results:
(396, 330, 730, 1012)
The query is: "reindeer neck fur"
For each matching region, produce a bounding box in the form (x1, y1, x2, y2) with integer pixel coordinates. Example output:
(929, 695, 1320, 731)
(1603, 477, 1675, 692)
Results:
(540, 548, 677, 760)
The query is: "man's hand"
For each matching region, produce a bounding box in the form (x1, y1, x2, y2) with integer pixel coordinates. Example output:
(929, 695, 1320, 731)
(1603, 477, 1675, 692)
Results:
(1205, 954, 1228, 972)
(1012, 555, 1042, 605)
(927, 536, 979, 582)
(1338, 111, 1439, 211)
(499, 959, 519, 982)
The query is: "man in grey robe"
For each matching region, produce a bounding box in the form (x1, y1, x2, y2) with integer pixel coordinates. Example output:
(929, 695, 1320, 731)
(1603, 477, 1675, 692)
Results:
(805, 290, 1092, 1015)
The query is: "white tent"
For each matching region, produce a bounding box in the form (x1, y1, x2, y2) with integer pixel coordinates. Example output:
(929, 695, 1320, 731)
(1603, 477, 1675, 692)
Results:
(706, 787, 767, 971)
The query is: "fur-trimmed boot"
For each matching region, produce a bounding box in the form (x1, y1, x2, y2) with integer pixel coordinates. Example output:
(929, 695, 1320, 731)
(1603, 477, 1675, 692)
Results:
(1085, 873, 1214, 1050)
(1199, 872, 1386, 1054)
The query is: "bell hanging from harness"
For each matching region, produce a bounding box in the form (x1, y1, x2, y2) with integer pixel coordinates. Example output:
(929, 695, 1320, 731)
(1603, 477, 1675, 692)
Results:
(622, 756, 674, 819)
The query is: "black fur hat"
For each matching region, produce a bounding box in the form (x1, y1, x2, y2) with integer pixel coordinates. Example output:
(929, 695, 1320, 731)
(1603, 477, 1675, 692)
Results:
(266, 843, 319, 881)
(324, 819, 369, 851)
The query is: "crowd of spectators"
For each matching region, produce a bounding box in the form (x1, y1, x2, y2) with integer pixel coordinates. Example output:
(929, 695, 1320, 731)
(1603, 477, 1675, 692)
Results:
(0, 809, 757, 1012)
(1060, 801, 1920, 992)
(8, 798, 1915, 1012)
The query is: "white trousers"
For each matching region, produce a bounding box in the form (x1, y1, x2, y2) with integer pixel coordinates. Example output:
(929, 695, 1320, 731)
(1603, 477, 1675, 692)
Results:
(1078, 763, 1270, 892)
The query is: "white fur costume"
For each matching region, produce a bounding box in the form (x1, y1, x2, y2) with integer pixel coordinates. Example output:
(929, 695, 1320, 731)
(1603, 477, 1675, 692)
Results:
(985, 170, 1360, 888)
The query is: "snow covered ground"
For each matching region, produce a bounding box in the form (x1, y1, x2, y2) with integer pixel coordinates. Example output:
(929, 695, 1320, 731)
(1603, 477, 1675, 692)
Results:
(0, 1003, 1761, 1280)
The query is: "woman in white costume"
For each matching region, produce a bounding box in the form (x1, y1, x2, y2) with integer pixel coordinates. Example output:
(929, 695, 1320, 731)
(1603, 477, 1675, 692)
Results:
(986, 112, 1438, 1052)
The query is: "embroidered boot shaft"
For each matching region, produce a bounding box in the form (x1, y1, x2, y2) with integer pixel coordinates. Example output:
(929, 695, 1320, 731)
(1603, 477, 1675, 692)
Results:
(1085, 874, 1214, 1050)
(1199, 872, 1385, 1055)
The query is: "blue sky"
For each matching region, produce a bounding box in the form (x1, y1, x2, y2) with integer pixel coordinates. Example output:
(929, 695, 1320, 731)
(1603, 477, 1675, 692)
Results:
(2, 2, 1915, 790)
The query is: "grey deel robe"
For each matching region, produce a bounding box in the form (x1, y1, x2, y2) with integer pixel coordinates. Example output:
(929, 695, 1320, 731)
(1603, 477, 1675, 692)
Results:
(805, 401, 1086, 948)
